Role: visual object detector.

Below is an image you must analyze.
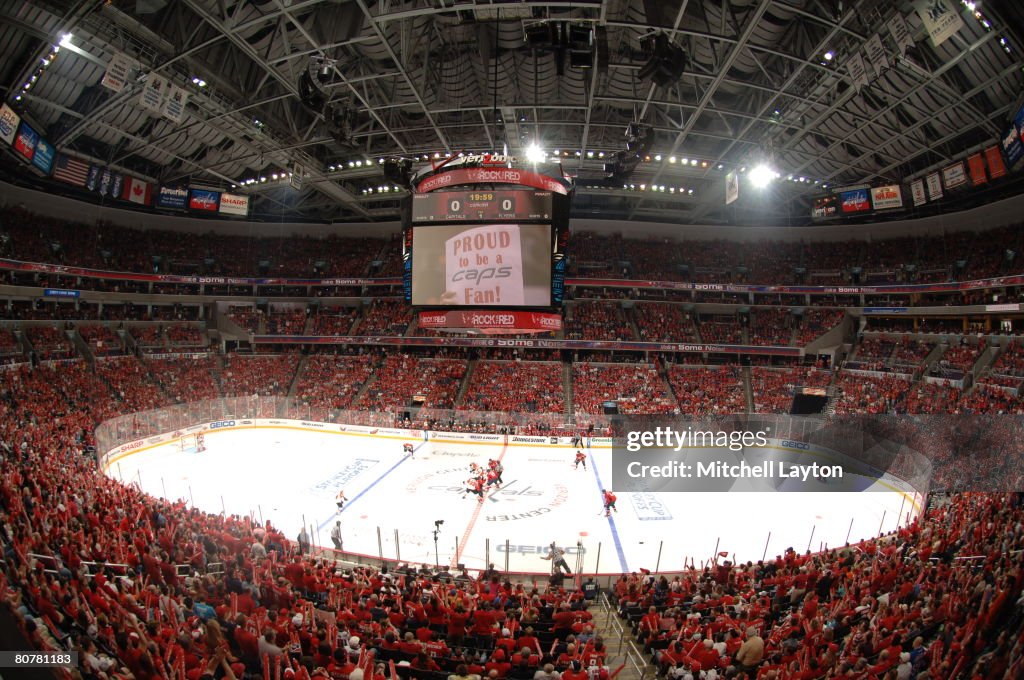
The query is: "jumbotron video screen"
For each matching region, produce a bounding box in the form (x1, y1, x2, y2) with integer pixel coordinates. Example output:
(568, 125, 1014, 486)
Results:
(404, 190, 567, 308)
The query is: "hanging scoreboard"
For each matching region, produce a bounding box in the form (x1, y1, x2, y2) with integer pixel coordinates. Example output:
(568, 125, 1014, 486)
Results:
(410, 190, 553, 223)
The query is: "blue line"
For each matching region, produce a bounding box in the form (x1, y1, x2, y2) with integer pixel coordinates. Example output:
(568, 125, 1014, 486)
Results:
(317, 440, 426, 532)
(587, 451, 628, 572)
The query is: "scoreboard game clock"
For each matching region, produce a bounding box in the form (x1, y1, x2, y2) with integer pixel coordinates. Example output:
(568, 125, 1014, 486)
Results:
(411, 190, 552, 223)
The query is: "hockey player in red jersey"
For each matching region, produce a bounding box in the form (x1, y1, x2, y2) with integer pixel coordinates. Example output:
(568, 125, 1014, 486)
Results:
(574, 450, 586, 470)
(602, 489, 617, 517)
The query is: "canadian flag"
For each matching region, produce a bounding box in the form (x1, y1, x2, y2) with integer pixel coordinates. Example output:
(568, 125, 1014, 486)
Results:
(122, 175, 152, 205)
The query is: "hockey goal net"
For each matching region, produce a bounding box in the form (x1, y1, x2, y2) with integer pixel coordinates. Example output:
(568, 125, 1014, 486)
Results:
(177, 433, 204, 452)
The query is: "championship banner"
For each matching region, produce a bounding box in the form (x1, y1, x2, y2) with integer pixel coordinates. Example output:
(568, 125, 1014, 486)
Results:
(985, 145, 1007, 179)
(416, 167, 570, 195)
(139, 73, 168, 113)
(910, 178, 926, 207)
(0, 103, 19, 145)
(725, 171, 738, 205)
(941, 161, 967, 190)
(967, 153, 987, 186)
(864, 34, 888, 78)
(915, 0, 964, 47)
(218, 192, 250, 216)
(887, 13, 915, 57)
(101, 51, 134, 93)
(846, 53, 870, 90)
(870, 184, 902, 211)
(418, 310, 563, 335)
(161, 85, 189, 124)
(926, 171, 943, 201)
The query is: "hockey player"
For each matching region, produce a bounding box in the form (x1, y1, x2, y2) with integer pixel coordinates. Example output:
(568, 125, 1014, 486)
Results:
(336, 489, 349, 514)
(488, 459, 504, 486)
(601, 489, 617, 517)
(574, 450, 586, 470)
(196, 432, 206, 452)
(485, 466, 501, 491)
(463, 475, 486, 502)
(403, 442, 415, 458)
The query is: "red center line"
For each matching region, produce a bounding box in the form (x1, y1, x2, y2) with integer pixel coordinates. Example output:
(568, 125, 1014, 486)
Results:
(451, 442, 508, 568)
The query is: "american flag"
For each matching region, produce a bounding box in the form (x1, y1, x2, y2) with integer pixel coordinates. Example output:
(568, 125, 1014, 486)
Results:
(51, 154, 91, 187)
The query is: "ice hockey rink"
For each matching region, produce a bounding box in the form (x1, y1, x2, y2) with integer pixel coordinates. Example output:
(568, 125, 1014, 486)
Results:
(104, 425, 922, 575)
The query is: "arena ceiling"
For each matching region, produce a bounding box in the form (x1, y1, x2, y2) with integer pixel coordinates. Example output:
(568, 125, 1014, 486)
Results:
(1, 0, 1023, 226)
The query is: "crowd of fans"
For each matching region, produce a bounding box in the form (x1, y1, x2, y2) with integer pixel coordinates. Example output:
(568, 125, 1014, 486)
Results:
(565, 303, 635, 341)
(748, 309, 792, 347)
(290, 354, 376, 416)
(360, 355, 467, 412)
(460, 361, 565, 414)
(95, 356, 170, 413)
(791, 309, 845, 347)
(145, 355, 222, 403)
(356, 301, 412, 336)
(666, 366, 746, 416)
(312, 309, 358, 336)
(633, 304, 700, 343)
(572, 363, 677, 415)
(221, 354, 301, 397)
(26, 325, 75, 360)
(227, 307, 263, 335)
(697, 319, 742, 345)
(79, 324, 124, 357)
(616, 492, 1024, 679)
(267, 309, 309, 335)
(750, 368, 832, 414)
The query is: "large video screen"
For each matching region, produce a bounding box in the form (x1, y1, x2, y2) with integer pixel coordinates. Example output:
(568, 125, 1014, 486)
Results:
(411, 223, 551, 306)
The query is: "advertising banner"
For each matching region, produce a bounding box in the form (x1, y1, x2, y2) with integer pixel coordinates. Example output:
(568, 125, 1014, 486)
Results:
(418, 310, 563, 334)
(189, 188, 220, 212)
(31, 137, 55, 174)
(218, 192, 250, 216)
(0, 103, 20, 145)
(870, 184, 903, 211)
(156, 186, 188, 210)
(811, 194, 838, 220)
(13, 121, 38, 161)
(839, 188, 870, 213)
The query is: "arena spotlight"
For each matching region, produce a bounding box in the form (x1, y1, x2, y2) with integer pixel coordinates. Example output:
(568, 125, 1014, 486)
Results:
(749, 163, 778, 189)
(525, 143, 546, 164)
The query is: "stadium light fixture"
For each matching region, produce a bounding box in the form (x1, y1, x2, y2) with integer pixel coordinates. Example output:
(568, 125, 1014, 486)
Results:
(59, 33, 73, 48)
(748, 163, 778, 189)
(525, 143, 546, 164)
(823, 51, 834, 61)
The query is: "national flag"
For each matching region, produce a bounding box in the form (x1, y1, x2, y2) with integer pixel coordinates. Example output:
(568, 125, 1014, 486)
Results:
(52, 154, 91, 187)
(122, 175, 152, 205)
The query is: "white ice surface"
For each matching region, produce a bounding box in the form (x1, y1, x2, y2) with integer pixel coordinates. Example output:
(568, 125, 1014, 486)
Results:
(107, 428, 919, 575)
